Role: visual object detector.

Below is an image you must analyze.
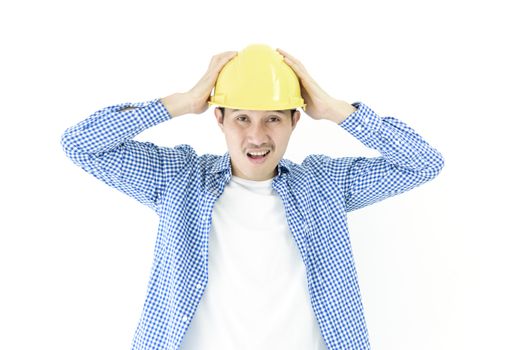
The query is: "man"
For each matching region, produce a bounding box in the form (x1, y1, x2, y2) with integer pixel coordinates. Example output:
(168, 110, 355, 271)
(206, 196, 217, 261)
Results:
(61, 44, 444, 350)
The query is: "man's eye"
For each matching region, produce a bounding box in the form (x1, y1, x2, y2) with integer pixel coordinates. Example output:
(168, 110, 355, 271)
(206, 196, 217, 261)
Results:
(236, 116, 248, 122)
(268, 116, 280, 122)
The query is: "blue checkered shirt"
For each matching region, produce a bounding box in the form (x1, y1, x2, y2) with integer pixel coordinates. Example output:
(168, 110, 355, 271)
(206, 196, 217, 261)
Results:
(61, 99, 444, 349)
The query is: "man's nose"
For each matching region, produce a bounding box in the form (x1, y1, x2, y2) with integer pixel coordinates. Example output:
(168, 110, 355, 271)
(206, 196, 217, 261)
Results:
(247, 123, 269, 145)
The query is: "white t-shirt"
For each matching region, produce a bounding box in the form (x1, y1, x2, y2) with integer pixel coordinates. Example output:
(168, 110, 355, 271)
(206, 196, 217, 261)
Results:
(179, 175, 328, 350)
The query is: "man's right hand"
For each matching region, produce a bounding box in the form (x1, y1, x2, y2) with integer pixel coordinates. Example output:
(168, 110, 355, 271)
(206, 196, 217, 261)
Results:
(161, 51, 237, 118)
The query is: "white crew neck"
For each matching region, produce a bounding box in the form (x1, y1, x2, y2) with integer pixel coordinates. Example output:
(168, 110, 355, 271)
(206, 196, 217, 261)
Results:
(231, 175, 274, 187)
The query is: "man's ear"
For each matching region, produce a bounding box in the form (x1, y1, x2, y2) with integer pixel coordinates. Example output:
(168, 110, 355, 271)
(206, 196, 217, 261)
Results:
(291, 110, 301, 129)
(214, 107, 225, 132)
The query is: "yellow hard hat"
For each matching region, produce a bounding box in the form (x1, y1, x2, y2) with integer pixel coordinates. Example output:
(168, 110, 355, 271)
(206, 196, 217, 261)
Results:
(208, 44, 306, 111)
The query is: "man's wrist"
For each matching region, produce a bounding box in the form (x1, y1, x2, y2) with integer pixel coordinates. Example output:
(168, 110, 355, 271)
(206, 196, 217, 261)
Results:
(160, 92, 192, 118)
(324, 100, 357, 124)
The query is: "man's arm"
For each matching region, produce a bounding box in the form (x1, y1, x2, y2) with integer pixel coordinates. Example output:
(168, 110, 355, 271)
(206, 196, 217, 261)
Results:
(61, 51, 238, 212)
(319, 103, 444, 211)
(60, 98, 194, 212)
(278, 48, 444, 211)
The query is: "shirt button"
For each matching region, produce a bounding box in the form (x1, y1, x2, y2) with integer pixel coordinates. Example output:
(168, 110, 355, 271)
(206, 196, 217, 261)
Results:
(196, 283, 202, 289)
(182, 315, 188, 322)
(356, 125, 363, 131)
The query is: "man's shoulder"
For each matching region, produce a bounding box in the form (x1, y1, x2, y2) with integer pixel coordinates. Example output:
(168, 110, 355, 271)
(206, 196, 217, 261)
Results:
(284, 154, 331, 172)
(281, 154, 333, 180)
(198, 152, 230, 172)
(153, 144, 227, 174)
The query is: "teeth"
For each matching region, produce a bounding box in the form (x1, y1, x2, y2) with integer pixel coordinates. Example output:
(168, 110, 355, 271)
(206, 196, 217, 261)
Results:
(248, 150, 269, 156)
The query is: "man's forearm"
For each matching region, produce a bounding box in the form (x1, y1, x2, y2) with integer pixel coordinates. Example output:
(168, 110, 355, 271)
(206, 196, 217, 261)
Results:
(160, 92, 193, 118)
(62, 99, 171, 159)
(341, 103, 444, 173)
(323, 99, 357, 124)
(62, 91, 191, 159)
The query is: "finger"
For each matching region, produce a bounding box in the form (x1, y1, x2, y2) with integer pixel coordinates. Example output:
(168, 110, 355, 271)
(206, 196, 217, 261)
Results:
(197, 52, 234, 86)
(283, 56, 305, 76)
(276, 48, 305, 69)
(212, 50, 237, 61)
(216, 50, 238, 61)
(277, 48, 308, 77)
(200, 52, 236, 86)
(276, 48, 297, 61)
(208, 51, 238, 72)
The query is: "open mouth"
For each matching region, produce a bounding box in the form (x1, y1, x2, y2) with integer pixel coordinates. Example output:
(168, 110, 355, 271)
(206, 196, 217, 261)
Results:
(246, 150, 271, 163)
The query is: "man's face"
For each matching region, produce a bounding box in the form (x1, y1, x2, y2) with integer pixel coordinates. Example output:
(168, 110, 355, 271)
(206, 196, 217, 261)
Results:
(214, 108, 301, 181)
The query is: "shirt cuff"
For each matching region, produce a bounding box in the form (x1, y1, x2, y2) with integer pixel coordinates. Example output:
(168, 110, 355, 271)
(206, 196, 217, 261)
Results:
(136, 99, 172, 128)
(111, 98, 172, 130)
(338, 102, 382, 143)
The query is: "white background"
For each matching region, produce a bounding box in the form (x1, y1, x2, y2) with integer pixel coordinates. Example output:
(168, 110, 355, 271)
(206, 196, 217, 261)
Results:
(1, 0, 523, 349)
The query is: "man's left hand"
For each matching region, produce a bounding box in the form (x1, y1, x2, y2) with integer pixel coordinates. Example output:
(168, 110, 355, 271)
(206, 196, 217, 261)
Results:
(277, 48, 356, 124)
